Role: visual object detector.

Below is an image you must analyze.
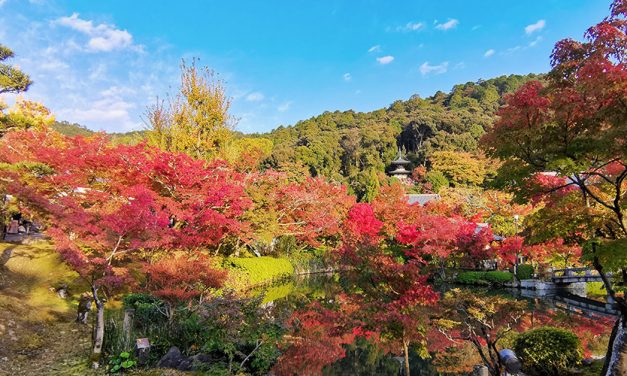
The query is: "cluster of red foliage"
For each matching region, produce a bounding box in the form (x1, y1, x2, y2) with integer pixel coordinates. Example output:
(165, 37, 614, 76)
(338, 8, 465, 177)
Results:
(144, 254, 228, 306)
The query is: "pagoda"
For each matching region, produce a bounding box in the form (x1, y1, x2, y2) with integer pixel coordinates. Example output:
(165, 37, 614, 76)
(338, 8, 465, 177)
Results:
(388, 148, 411, 182)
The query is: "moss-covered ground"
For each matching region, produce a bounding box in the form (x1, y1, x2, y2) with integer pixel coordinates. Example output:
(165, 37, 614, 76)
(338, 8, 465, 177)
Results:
(0, 241, 99, 375)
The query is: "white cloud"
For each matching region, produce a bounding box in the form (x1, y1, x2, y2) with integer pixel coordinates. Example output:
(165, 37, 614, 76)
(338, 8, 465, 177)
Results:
(343, 73, 351, 81)
(368, 45, 381, 53)
(0, 0, 6, 7)
(245, 91, 265, 102)
(419, 61, 449, 75)
(435, 19, 459, 31)
(58, 86, 140, 131)
(484, 49, 495, 58)
(395, 22, 424, 32)
(376, 55, 394, 65)
(524, 20, 545, 35)
(54, 13, 136, 52)
(529, 36, 543, 47)
(277, 101, 292, 112)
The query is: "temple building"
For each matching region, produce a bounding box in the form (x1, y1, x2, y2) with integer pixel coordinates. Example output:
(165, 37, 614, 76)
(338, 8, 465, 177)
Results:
(388, 149, 412, 182)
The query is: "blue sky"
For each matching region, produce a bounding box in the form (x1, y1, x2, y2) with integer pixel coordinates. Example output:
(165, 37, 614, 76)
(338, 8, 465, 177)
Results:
(0, 0, 611, 133)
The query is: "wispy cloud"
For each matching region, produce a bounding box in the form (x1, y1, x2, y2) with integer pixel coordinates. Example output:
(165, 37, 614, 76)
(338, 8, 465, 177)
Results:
(419, 61, 448, 75)
(376, 55, 394, 65)
(393, 22, 425, 32)
(435, 19, 459, 31)
(245, 91, 265, 102)
(54, 13, 139, 52)
(368, 45, 381, 53)
(58, 86, 140, 131)
(529, 36, 542, 47)
(484, 49, 495, 58)
(0, 0, 6, 7)
(503, 35, 543, 56)
(524, 19, 545, 35)
(343, 73, 351, 81)
(277, 101, 292, 112)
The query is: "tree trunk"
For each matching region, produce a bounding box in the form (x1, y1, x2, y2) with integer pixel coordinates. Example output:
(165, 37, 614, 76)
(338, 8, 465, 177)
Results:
(603, 317, 627, 376)
(402, 337, 410, 376)
(592, 247, 627, 376)
(91, 287, 105, 369)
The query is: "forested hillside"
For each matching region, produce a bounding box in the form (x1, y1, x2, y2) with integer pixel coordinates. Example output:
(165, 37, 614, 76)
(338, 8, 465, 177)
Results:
(262, 73, 541, 195)
(51, 120, 147, 144)
(53, 73, 541, 196)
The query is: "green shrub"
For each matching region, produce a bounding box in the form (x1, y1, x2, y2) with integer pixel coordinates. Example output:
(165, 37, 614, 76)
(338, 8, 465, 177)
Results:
(513, 326, 582, 376)
(227, 256, 294, 287)
(516, 264, 534, 280)
(455, 271, 513, 285)
(122, 293, 167, 328)
(484, 271, 513, 284)
(425, 170, 449, 193)
(455, 271, 489, 285)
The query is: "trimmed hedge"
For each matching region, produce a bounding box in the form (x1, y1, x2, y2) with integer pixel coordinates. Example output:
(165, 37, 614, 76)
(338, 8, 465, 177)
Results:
(484, 271, 513, 284)
(517, 264, 534, 280)
(514, 326, 582, 376)
(227, 256, 294, 287)
(455, 271, 513, 286)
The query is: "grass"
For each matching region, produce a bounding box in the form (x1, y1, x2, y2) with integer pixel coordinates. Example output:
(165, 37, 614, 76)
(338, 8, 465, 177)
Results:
(226, 256, 294, 289)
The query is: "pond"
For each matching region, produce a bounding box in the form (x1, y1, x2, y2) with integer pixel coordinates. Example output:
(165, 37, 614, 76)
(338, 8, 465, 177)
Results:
(252, 274, 614, 375)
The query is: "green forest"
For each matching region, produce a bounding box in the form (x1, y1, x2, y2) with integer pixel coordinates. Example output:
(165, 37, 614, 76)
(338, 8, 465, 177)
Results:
(53, 73, 541, 200)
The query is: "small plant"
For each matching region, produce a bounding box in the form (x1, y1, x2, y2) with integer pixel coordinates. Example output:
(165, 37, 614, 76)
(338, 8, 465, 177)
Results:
(108, 351, 136, 374)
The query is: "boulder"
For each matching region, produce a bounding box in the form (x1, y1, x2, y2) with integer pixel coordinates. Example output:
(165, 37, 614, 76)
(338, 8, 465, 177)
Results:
(188, 353, 213, 370)
(157, 346, 185, 369)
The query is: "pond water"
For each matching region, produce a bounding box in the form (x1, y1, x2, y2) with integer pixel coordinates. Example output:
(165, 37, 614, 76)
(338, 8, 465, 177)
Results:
(252, 274, 614, 375)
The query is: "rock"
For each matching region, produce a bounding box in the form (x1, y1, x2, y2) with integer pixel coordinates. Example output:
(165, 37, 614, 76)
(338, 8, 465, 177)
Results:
(176, 358, 193, 371)
(157, 346, 185, 369)
(188, 353, 213, 370)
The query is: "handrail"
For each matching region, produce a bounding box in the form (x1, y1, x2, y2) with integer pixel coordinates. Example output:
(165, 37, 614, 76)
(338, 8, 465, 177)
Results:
(551, 268, 612, 279)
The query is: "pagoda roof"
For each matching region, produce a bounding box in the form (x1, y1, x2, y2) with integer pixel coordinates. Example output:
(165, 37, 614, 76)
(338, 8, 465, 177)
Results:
(391, 149, 410, 165)
(390, 166, 411, 175)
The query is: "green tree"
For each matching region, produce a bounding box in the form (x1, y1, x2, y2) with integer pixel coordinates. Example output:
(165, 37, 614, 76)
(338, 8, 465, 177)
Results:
(146, 59, 234, 160)
(0, 45, 32, 94)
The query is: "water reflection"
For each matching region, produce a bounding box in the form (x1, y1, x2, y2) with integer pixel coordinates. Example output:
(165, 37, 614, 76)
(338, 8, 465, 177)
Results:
(252, 274, 613, 375)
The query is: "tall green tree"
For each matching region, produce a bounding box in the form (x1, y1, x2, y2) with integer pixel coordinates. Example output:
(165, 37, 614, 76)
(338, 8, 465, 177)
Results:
(146, 59, 234, 160)
(0, 45, 32, 94)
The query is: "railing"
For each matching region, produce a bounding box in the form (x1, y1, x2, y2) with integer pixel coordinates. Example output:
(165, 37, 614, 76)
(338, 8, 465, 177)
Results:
(551, 267, 611, 281)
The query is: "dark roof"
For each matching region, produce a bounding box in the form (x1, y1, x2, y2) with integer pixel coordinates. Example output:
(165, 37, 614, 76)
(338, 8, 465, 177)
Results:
(391, 148, 410, 165)
(475, 222, 504, 241)
(405, 194, 440, 206)
(391, 156, 410, 165)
